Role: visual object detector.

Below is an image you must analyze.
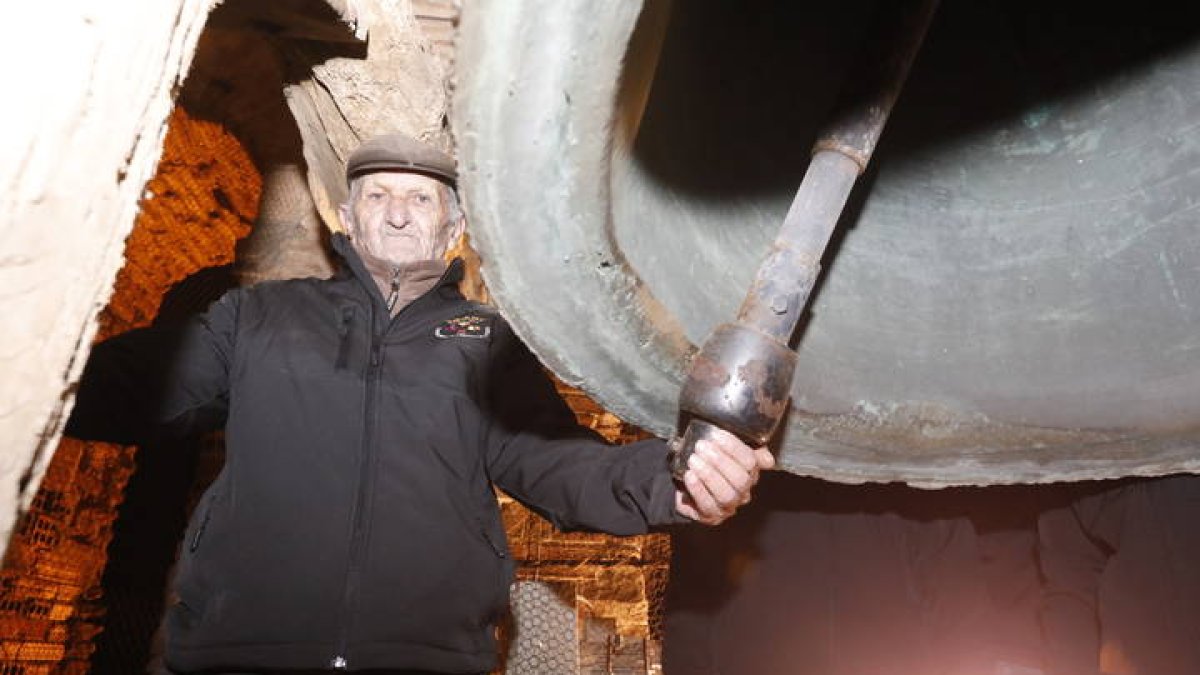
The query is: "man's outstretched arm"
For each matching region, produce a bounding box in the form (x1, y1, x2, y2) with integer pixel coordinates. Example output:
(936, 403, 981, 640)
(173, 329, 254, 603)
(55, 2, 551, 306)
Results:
(65, 291, 238, 445)
(483, 322, 769, 533)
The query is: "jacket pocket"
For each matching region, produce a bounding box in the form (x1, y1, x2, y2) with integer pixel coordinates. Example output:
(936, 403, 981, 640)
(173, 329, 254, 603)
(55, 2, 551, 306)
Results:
(475, 503, 515, 627)
(188, 496, 217, 553)
(476, 513, 508, 559)
(176, 487, 222, 604)
(173, 486, 231, 640)
(472, 514, 516, 629)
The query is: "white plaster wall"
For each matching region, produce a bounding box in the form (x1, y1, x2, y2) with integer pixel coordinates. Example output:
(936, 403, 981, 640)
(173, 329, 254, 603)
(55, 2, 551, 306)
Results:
(0, 0, 218, 552)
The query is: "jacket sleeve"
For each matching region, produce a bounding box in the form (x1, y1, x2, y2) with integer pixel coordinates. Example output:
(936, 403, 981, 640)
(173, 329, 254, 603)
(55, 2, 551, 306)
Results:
(65, 290, 240, 445)
(483, 323, 690, 534)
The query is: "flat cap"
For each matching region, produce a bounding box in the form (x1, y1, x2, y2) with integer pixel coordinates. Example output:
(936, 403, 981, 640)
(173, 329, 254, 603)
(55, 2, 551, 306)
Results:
(345, 133, 457, 186)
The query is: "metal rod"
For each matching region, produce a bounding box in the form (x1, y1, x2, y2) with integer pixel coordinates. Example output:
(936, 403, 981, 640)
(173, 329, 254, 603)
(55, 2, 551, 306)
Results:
(737, 0, 941, 342)
(671, 0, 940, 476)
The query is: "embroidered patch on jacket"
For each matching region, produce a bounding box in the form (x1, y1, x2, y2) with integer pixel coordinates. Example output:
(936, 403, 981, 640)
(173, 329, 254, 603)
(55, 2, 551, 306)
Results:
(434, 314, 492, 339)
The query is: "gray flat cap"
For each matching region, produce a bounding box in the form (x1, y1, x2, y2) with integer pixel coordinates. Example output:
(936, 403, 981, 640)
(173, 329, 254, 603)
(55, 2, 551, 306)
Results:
(345, 133, 457, 186)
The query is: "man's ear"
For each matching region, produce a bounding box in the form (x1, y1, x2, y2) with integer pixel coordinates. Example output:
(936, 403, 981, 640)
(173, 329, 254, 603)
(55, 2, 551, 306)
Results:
(441, 216, 468, 262)
(337, 203, 354, 236)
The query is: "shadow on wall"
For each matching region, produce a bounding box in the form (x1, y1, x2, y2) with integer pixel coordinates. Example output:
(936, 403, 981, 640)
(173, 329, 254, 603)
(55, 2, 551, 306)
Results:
(87, 265, 238, 675)
(664, 471, 1200, 675)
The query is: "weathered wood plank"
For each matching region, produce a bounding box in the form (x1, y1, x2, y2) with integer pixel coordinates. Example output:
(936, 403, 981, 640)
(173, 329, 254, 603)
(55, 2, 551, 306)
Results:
(283, 0, 451, 234)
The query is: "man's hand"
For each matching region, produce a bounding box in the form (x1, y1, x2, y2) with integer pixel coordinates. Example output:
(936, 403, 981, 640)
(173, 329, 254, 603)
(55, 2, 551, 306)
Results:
(674, 427, 774, 525)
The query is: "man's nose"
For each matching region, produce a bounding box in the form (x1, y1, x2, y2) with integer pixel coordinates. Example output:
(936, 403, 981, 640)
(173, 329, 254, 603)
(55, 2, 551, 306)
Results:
(385, 199, 411, 228)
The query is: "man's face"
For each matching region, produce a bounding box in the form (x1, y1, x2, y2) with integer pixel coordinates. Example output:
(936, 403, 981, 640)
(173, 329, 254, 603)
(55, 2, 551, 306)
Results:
(340, 171, 463, 269)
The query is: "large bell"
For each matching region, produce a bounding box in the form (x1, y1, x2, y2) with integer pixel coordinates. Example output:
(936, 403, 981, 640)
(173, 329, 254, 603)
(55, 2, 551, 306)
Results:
(454, 0, 1200, 486)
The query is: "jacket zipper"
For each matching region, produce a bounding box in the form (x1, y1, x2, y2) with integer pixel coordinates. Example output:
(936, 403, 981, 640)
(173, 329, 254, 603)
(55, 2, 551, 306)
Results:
(332, 307, 384, 670)
(385, 266, 402, 314)
(330, 277, 446, 669)
(328, 246, 461, 669)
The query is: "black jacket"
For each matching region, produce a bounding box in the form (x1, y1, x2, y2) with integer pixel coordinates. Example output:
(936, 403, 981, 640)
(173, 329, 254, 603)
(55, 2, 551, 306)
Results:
(68, 233, 684, 673)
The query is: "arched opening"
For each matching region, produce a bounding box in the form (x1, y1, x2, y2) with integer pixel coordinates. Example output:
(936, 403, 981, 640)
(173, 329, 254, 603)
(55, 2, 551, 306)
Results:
(0, 2, 669, 672)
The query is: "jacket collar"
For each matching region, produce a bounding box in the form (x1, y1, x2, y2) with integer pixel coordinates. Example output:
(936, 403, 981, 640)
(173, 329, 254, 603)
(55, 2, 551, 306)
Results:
(329, 231, 465, 309)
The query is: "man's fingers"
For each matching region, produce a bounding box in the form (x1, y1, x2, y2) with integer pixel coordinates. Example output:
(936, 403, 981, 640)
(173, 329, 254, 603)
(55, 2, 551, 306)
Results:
(682, 446, 749, 523)
(683, 455, 727, 518)
(754, 445, 776, 471)
(674, 428, 774, 525)
(706, 427, 776, 473)
(705, 428, 760, 472)
(696, 439, 755, 497)
(679, 475, 715, 524)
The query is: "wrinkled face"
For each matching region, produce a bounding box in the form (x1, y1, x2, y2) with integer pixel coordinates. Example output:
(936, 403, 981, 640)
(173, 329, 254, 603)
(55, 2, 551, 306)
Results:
(339, 171, 463, 269)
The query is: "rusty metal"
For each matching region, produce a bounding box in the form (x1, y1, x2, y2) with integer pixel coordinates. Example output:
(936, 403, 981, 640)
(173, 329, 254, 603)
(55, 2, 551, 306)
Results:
(670, 0, 941, 477)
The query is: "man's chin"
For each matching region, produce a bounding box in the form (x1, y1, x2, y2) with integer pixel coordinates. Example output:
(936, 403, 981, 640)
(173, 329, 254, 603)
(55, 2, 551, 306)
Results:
(388, 252, 430, 265)
(358, 248, 418, 271)
(383, 251, 440, 267)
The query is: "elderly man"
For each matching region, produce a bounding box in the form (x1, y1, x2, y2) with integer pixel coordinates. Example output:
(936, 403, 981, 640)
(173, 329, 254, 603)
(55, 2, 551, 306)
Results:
(68, 133, 772, 675)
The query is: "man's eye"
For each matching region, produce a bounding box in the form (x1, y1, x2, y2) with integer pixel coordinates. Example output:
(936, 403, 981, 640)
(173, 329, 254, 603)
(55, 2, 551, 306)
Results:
(413, 193, 432, 205)
(366, 192, 385, 201)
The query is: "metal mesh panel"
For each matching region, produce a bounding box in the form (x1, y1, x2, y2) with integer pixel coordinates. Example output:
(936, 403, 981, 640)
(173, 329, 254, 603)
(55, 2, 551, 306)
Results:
(505, 580, 578, 675)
